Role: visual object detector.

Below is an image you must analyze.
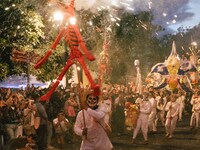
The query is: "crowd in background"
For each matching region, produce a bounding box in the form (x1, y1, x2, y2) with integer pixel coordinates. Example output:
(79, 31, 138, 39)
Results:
(0, 82, 199, 149)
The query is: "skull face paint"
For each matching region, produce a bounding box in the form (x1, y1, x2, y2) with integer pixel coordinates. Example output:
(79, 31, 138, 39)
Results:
(86, 94, 99, 109)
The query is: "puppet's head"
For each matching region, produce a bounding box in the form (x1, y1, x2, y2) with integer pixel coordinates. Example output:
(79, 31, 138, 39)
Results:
(51, 0, 75, 22)
(146, 41, 196, 92)
(65, 0, 75, 17)
(165, 42, 180, 76)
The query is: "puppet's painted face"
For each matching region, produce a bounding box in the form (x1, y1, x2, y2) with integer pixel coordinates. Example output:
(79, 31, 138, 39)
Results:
(166, 56, 180, 75)
(86, 94, 99, 109)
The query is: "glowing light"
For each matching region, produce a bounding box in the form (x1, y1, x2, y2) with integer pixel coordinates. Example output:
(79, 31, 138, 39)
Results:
(127, 7, 134, 11)
(116, 23, 120, 26)
(116, 17, 121, 21)
(5, 7, 9, 11)
(17, 25, 20, 29)
(163, 13, 167, 17)
(77, 66, 81, 71)
(191, 42, 197, 46)
(166, 22, 169, 24)
(172, 19, 176, 24)
(174, 15, 177, 18)
(111, 1, 118, 5)
(12, 4, 16, 7)
(89, 21, 93, 26)
(148, 1, 152, 9)
(97, 7, 102, 11)
(120, 2, 130, 7)
(100, 6, 106, 9)
(53, 11, 63, 21)
(107, 27, 112, 31)
(111, 18, 116, 22)
(69, 17, 76, 25)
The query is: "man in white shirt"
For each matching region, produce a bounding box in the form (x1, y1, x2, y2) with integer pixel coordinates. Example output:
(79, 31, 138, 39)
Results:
(176, 91, 185, 121)
(165, 94, 180, 139)
(132, 92, 152, 144)
(190, 91, 200, 129)
(155, 91, 167, 127)
(53, 112, 69, 149)
(148, 92, 157, 133)
(74, 92, 113, 150)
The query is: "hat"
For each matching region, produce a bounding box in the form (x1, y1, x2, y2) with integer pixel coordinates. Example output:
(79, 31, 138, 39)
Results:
(79, 89, 101, 109)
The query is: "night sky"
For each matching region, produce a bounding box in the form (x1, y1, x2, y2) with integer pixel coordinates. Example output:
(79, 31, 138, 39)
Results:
(69, 0, 200, 34)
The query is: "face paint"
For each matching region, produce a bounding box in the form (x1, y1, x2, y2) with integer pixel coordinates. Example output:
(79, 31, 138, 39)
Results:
(86, 94, 99, 109)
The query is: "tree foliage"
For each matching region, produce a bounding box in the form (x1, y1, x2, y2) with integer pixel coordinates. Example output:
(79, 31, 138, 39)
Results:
(0, 0, 45, 48)
(108, 11, 163, 83)
(0, 0, 66, 82)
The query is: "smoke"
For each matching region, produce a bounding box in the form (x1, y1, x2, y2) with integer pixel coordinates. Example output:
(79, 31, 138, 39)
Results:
(75, 0, 97, 10)
(70, 0, 195, 31)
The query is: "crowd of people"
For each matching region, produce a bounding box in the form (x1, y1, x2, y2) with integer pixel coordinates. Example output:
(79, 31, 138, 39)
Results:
(0, 83, 199, 150)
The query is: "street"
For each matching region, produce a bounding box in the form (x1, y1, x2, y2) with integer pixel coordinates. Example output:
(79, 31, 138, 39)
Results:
(53, 115, 200, 150)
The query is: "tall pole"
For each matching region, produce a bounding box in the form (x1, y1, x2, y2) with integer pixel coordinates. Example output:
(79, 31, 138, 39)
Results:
(134, 60, 142, 94)
(27, 51, 30, 90)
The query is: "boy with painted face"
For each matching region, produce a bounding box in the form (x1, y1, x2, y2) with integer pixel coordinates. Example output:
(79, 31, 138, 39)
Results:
(74, 92, 113, 150)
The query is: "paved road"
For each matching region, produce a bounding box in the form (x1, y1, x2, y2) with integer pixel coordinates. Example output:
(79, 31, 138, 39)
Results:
(111, 127, 200, 150)
(52, 115, 200, 150)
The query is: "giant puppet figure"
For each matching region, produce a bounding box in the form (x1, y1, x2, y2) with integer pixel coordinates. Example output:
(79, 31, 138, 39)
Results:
(146, 41, 197, 92)
(34, 0, 100, 100)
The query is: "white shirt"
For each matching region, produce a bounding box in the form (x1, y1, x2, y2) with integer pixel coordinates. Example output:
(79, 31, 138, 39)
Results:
(165, 101, 179, 118)
(74, 105, 113, 150)
(139, 100, 152, 115)
(53, 118, 69, 133)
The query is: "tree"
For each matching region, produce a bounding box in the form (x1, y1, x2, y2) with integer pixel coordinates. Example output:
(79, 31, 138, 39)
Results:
(109, 11, 163, 84)
(0, 0, 67, 82)
(77, 9, 166, 84)
(0, 0, 45, 80)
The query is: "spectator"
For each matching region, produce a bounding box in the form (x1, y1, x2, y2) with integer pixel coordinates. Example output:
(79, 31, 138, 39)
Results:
(23, 99, 36, 136)
(53, 112, 69, 149)
(34, 94, 48, 150)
